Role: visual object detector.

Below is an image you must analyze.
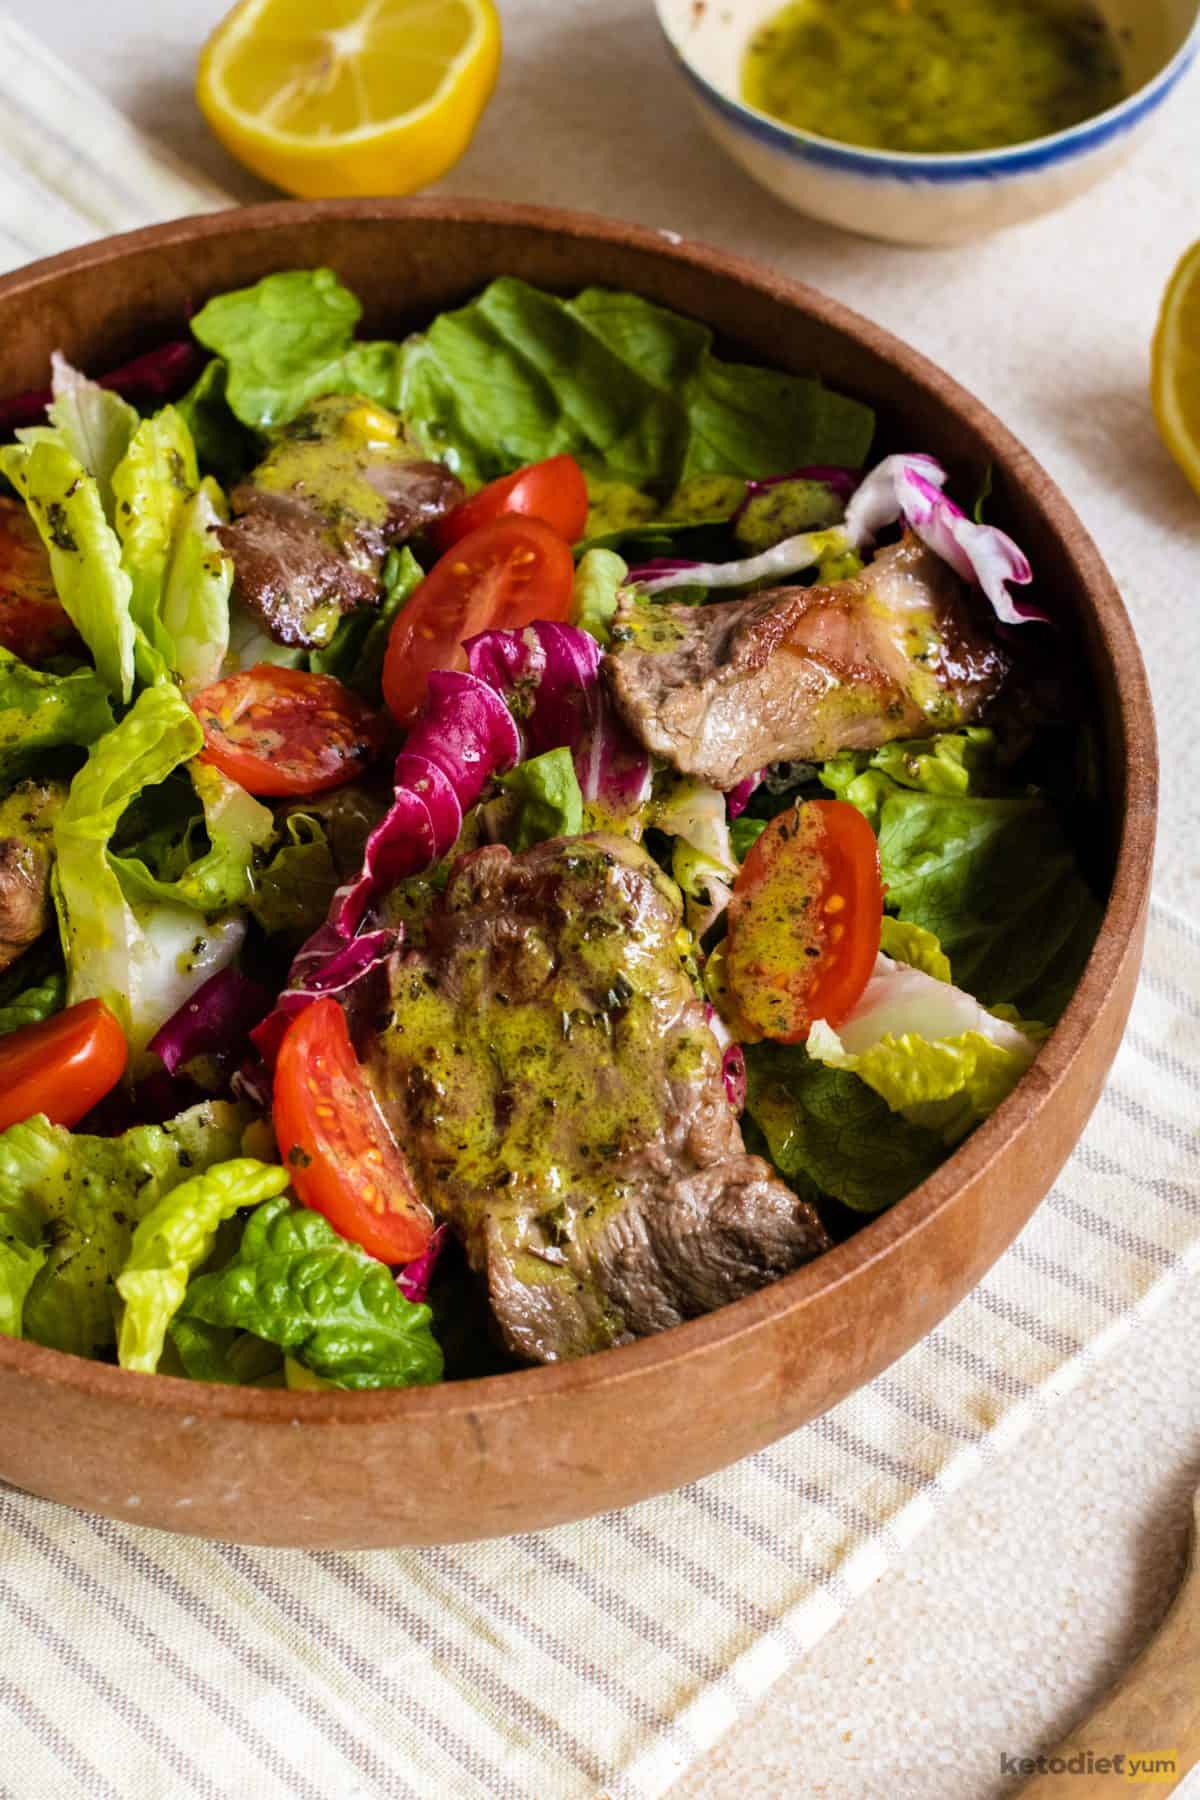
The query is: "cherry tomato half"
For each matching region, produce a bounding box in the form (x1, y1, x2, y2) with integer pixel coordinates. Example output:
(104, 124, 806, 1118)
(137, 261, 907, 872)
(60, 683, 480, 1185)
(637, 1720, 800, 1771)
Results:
(273, 997, 434, 1265)
(725, 799, 882, 1043)
(429, 455, 589, 555)
(383, 515, 576, 726)
(0, 998, 127, 1131)
(192, 665, 386, 798)
(0, 497, 78, 663)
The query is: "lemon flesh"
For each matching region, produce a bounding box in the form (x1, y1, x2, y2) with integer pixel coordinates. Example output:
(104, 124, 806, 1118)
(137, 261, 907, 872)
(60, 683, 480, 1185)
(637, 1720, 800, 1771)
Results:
(1152, 238, 1200, 499)
(197, 0, 501, 199)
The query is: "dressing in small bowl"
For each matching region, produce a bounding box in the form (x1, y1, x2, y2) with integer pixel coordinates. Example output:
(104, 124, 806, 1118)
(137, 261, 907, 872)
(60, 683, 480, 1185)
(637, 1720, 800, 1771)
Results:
(656, 0, 1200, 243)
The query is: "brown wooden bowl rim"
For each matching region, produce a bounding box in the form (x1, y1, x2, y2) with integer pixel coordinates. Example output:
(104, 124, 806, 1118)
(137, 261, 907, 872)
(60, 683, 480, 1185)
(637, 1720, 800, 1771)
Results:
(0, 196, 1158, 1425)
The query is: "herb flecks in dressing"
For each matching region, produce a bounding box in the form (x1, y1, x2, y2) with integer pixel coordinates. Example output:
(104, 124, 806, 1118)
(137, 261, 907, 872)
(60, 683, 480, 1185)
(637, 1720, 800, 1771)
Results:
(741, 0, 1126, 156)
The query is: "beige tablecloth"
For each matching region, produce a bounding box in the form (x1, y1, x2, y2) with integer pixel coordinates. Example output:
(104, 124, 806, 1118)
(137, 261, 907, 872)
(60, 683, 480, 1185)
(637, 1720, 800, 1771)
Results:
(0, 12, 1198, 1798)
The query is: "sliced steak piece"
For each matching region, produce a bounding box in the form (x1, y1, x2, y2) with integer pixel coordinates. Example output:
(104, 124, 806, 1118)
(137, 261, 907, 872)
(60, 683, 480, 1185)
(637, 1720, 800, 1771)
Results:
(0, 779, 64, 972)
(605, 537, 1010, 790)
(367, 834, 829, 1363)
(219, 393, 463, 647)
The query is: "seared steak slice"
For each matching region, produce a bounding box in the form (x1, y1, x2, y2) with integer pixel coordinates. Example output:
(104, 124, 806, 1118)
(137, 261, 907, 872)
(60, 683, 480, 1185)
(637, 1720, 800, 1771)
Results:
(605, 537, 1010, 790)
(367, 834, 828, 1363)
(0, 780, 64, 972)
(219, 394, 463, 647)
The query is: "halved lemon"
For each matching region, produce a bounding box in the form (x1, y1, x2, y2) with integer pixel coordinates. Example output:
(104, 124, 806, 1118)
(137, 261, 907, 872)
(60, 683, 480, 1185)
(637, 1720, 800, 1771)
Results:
(196, 0, 501, 200)
(1152, 238, 1200, 498)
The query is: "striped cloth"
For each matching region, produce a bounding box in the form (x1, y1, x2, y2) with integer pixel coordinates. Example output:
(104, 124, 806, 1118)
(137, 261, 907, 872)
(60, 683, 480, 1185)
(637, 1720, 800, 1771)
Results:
(0, 15, 1198, 1800)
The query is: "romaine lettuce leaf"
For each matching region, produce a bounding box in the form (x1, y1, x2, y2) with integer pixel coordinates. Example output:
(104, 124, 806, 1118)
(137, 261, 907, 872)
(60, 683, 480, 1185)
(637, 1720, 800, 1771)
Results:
(169, 1316, 284, 1385)
(176, 359, 261, 484)
(399, 278, 875, 490)
(0, 1101, 247, 1351)
(878, 916, 952, 982)
(54, 684, 246, 1062)
(0, 648, 113, 783)
(42, 353, 139, 521)
(499, 747, 584, 850)
(246, 812, 340, 940)
(117, 1158, 290, 1374)
(820, 727, 997, 826)
(0, 971, 65, 1037)
(175, 1195, 443, 1390)
(114, 760, 274, 917)
(111, 406, 199, 661)
(0, 440, 137, 703)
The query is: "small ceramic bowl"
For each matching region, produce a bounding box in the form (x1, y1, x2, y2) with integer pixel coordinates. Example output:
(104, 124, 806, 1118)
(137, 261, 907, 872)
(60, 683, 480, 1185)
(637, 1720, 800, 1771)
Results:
(655, 0, 1200, 245)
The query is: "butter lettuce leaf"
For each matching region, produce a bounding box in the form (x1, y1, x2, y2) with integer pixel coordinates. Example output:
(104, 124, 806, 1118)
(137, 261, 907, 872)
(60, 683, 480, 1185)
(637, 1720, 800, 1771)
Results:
(0, 1101, 247, 1351)
(117, 1158, 290, 1374)
(499, 747, 584, 850)
(399, 278, 875, 490)
(175, 1195, 443, 1390)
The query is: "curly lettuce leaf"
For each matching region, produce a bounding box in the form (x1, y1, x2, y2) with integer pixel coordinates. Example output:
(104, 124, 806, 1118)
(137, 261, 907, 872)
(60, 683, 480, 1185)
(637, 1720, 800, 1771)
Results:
(175, 1195, 443, 1390)
(54, 684, 246, 1062)
(499, 747, 583, 851)
(819, 727, 998, 828)
(0, 648, 113, 784)
(0, 440, 137, 703)
(117, 1159, 290, 1374)
(399, 278, 875, 490)
(0, 1101, 247, 1351)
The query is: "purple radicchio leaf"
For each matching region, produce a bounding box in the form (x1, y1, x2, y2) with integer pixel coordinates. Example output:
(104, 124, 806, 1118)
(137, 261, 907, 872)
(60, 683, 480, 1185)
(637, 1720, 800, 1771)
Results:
(396, 1224, 449, 1304)
(148, 967, 272, 1079)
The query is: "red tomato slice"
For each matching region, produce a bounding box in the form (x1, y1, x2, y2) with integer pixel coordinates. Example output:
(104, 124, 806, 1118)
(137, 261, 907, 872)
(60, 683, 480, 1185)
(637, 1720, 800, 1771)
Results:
(0, 496, 78, 663)
(726, 799, 882, 1043)
(383, 515, 575, 726)
(192, 665, 386, 798)
(429, 455, 589, 554)
(273, 997, 434, 1265)
(0, 999, 127, 1131)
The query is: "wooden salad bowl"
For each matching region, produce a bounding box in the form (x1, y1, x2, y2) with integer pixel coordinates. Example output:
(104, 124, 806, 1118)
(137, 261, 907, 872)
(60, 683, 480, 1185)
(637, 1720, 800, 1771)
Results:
(0, 201, 1156, 1547)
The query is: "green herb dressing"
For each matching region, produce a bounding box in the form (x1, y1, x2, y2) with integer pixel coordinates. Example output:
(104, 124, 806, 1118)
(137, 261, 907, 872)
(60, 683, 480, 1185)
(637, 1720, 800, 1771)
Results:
(741, 0, 1127, 156)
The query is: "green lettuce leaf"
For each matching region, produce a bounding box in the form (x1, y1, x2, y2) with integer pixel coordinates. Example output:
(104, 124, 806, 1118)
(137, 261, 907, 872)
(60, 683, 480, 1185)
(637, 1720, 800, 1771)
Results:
(0, 649, 113, 784)
(175, 1195, 443, 1390)
(159, 478, 234, 694)
(399, 278, 875, 490)
(499, 747, 584, 850)
(806, 1023, 1036, 1146)
(821, 729, 1100, 1019)
(246, 813, 339, 940)
(41, 353, 139, 521)
(176, 359, 261, 484)
(0, 970, 65, 1037)
(54, 684, 246, 1062)
(730, 815, 767, 862)
(744, 1042, 943, 1214)
(0, 1100, 248, 1351)
(0, 440, 137, 703)
(878, 916, 952, 981)
(114, 760, 274, 917)
(310, 545, 423, 696)
(117, 1158, 290, 1374)
(570, 547, 627, 645)
(190, 269, 408, 431)
(111, 406, 199, 662)
(169, 1316, 284, 1385)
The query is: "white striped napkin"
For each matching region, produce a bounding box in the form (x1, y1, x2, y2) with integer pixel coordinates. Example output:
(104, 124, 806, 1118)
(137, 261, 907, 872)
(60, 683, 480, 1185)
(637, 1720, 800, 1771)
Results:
(0, 17, 1197, 1800)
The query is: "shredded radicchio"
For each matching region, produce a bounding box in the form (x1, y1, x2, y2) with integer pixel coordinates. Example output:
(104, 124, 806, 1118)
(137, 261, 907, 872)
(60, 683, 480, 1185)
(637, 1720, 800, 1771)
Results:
(0, 339, 205, 436)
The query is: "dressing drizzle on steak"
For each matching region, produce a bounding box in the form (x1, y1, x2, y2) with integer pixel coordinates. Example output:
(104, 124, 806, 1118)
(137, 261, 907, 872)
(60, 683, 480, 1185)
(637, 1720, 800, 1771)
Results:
(219, 394, 463, 647)
(367, 834, 829, 1363)
(605, 537, 1010, 790)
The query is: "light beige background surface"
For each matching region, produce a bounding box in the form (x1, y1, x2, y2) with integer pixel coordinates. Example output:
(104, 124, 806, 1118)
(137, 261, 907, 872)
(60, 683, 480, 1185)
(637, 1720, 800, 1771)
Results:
(6, 1, 1199, 1793)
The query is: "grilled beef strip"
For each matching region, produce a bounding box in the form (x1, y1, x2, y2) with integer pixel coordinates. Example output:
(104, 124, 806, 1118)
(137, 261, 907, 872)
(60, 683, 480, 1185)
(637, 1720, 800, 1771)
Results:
(367, 834, 829, 1363)
(219, 393, 463, 648)
(604, 537, 1011, 790)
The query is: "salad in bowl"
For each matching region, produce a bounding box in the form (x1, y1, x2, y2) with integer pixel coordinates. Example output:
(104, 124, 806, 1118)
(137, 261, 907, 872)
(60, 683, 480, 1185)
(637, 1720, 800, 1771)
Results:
(0, 268, 1100, 1392)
